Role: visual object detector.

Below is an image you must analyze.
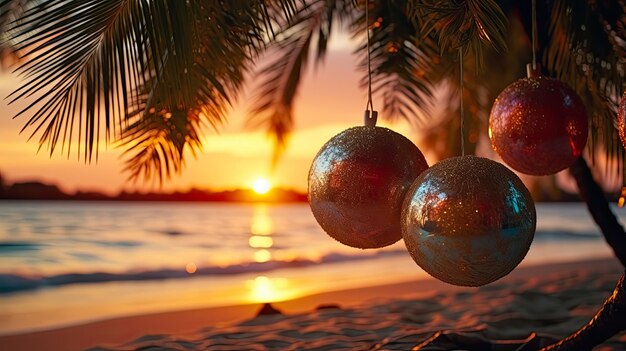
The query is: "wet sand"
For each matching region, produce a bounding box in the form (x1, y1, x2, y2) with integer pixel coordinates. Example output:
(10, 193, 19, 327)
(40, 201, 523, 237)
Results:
(1, 258, 624, 351)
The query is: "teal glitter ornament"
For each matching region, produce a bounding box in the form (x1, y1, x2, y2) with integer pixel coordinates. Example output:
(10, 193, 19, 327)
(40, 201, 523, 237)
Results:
(401, 156, 536, 286)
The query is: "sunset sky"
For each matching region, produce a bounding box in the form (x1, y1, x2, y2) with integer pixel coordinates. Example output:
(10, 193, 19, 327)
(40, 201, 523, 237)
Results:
(1, 30, 600, 196)
(0, 33, 427, 194)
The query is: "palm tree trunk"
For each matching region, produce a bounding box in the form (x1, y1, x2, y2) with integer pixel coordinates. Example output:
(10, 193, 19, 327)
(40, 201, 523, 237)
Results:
(539, 157, 626, 350)
(569, 157, 626, 266)
(539, 273, 626, 351)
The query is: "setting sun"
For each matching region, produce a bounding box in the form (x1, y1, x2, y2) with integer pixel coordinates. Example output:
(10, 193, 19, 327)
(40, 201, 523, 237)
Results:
(252, 178, 272, 194)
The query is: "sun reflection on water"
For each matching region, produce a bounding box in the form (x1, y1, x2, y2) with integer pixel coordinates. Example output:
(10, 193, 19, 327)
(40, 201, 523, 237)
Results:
(253, 249, 272, 263)
(249, 236, 273, 248)
(246, 205, 295, 302)
(250, 205, 275, 261)
(251, 211, 274, 235)
(246, 276, 292, 303)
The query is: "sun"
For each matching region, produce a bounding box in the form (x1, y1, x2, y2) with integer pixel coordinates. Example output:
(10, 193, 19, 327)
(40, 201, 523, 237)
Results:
(252, 178, 272, 194)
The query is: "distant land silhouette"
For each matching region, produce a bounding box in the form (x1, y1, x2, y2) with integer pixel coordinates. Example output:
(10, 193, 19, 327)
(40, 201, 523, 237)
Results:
(0, 177, 307, 203)
(0, 171, 609, 203)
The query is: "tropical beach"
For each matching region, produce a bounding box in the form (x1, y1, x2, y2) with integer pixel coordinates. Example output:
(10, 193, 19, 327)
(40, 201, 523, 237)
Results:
(2, 0, 626, 350)
(0, 202, 625, 350)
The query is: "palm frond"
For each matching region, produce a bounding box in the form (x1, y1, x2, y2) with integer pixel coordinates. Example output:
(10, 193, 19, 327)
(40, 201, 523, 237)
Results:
(407, 0, 508, 65)
(0, 0, 32, 67)
(353, 0, 439, 123)
(248, 0, 356, 161)
(545, 0, 626, 182)
(119, 0, 278, 182)
(120, 108, 202, 184)
(6, 0, 301, 182)
(7, 0, 162, 162)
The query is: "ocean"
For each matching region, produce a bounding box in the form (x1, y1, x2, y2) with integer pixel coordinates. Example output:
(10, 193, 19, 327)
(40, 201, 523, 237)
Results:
(0, 201, 621, 334)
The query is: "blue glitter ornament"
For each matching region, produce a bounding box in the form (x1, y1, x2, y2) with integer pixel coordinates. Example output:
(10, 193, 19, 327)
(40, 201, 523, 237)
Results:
(401, 156, 536, 286)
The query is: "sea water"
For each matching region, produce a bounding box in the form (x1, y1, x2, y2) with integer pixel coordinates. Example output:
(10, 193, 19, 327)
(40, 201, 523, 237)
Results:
(0, 201, 621, 334)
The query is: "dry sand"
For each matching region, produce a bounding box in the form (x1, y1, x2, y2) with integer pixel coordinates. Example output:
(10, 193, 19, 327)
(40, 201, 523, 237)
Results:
(1, 258, 625, 351)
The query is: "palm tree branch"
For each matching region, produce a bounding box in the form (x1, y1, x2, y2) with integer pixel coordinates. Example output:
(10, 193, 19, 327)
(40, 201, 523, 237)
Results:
(119, 1, 279, 182)
(545, 0, 626, 180)
(7, 0, 156, 162)
(352, 0, 438, 123)
(248, 0, 352, 159)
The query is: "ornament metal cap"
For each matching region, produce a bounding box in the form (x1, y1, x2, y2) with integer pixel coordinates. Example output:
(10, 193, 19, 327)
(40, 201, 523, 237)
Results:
(364, 110, 378, 127)
(526, 63, 541, 78)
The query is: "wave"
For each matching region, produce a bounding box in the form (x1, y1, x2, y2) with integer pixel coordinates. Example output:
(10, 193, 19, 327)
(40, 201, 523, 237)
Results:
(534, 230, 600, 241)
(0, 230, 602, 294)
(0, 249, 407, 294)
(0, 241, 41, 251)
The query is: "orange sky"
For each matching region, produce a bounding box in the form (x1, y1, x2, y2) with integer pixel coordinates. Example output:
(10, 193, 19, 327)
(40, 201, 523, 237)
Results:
(0, 34, 424, 194)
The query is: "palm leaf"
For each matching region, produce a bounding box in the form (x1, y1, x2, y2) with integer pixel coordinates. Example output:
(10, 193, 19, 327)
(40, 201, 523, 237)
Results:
(353, 0, 439, 123)
(248, 0, 356, 162)
(5, 0, 301, 182)
(120, 108, 203, 184)
(0, 0, 32, 67)
(407, 0, 508, 66)
(7, 0, 162, 162)
(545, 0, 626, 183)
(118, 0, 287, 182)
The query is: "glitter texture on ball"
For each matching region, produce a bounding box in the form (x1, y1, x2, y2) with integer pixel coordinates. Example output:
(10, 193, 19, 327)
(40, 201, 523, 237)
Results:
(489, 76, 588, 175)
(401, 156, 536, 286)
(308, 126, 429, 249)
(618, 90, 626, 150)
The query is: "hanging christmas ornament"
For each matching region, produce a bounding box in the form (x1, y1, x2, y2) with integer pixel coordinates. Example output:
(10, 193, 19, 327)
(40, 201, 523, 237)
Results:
(617, 89, 626, 150)
(489, 71, 588, 175)
(401, 155, 536, 287)
(307, 2, 428, 249)
(489, 1, 587, 175)
(309, 126, 428, 248)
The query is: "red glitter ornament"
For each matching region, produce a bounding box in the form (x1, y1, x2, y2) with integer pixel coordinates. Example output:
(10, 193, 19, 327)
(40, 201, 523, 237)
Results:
(617, 90, 626, 150)
(489, 73, 588, 176)
(308, 126, 429, 249)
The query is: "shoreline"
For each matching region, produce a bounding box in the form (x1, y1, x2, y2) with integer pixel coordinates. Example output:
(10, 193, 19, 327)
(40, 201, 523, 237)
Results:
(0, 257, 622, 351)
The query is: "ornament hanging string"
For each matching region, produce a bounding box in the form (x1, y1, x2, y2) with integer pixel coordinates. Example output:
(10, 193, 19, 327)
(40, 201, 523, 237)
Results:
(459, 47, 465, 156)
(364, 0, 377, 126)
(531, 0, 537, 70)
(527, 0, 541, 77)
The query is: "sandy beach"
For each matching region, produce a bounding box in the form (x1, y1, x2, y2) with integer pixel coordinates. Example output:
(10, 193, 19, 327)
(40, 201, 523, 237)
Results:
(1, 257, 624, 351)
